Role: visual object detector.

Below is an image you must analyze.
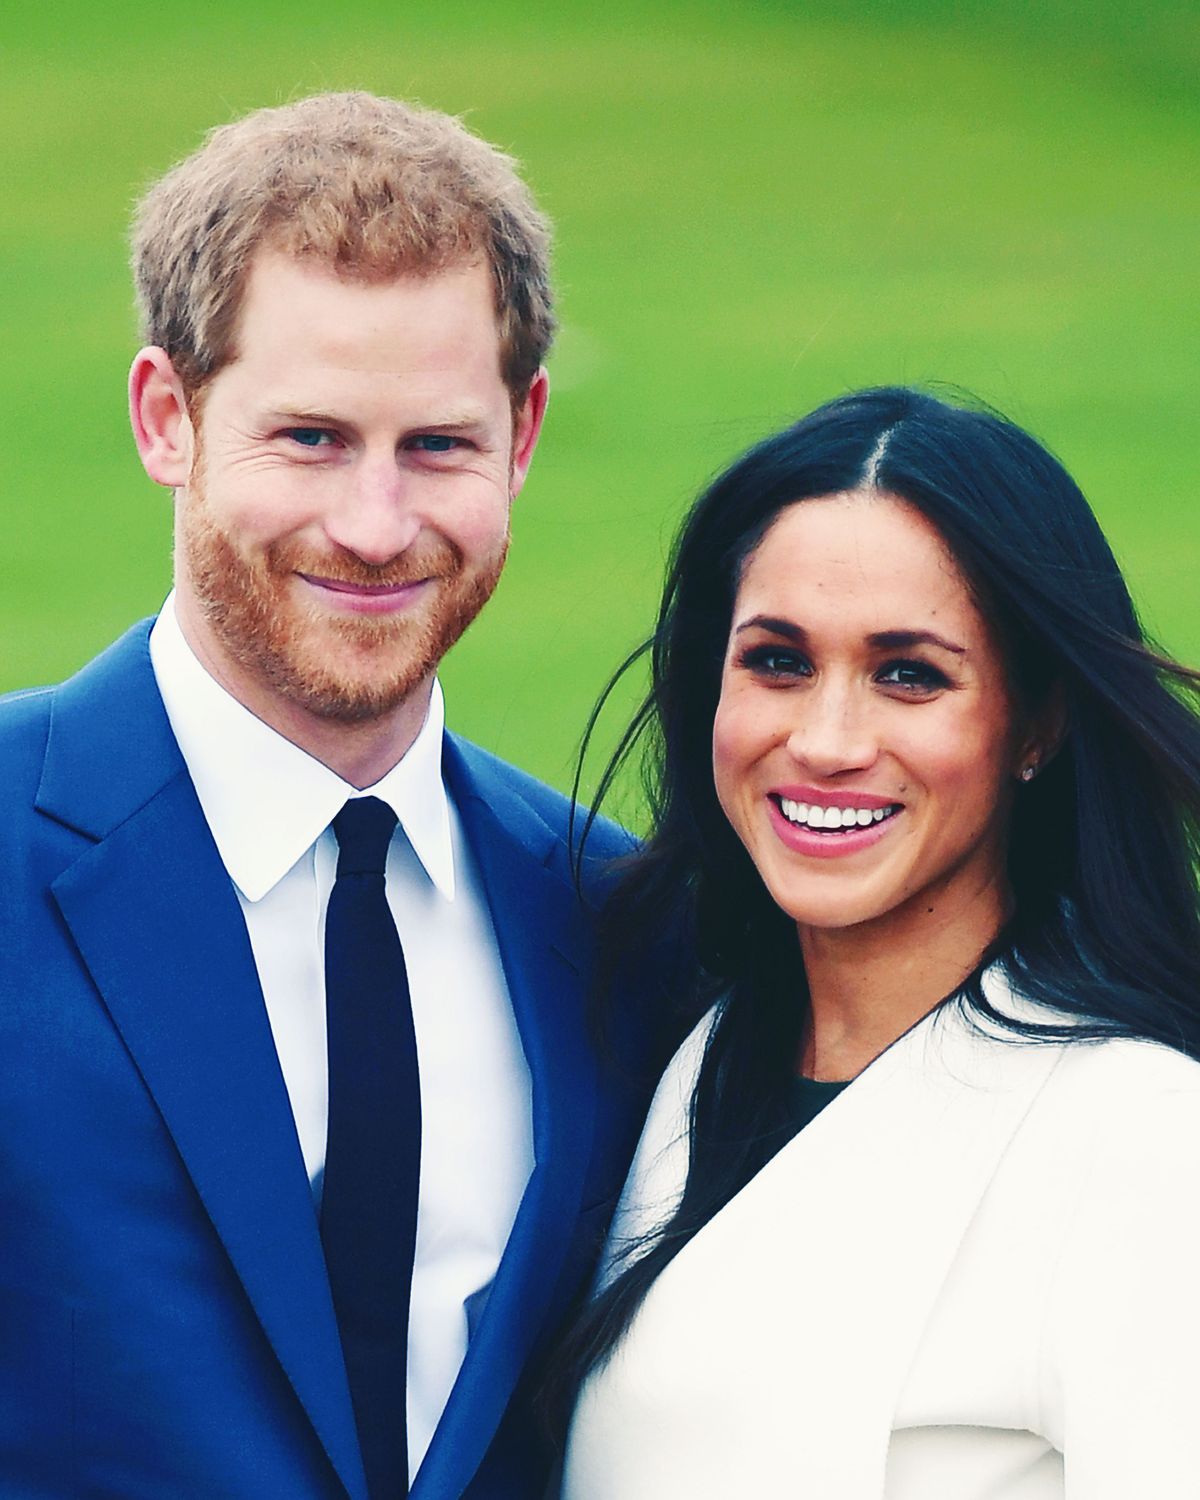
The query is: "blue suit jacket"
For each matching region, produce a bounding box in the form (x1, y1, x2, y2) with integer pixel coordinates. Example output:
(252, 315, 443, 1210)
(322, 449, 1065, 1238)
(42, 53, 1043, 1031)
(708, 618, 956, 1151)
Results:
(0, 622, 666, 1499)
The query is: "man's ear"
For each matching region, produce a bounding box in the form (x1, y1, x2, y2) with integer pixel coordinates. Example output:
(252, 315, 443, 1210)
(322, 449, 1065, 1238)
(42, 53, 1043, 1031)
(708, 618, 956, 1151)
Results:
(129, 347, 195, 488)
(508, 367, 550, 500)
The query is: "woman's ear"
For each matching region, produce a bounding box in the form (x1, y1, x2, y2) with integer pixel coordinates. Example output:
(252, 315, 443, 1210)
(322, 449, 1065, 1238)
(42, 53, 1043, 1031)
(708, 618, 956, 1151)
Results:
(1015, 681, 1068, 783)
(128, 347, 195, 488)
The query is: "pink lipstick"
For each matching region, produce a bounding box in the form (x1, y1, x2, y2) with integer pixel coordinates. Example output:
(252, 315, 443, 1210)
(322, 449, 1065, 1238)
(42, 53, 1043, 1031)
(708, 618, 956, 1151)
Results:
(767, 788, 902, 861)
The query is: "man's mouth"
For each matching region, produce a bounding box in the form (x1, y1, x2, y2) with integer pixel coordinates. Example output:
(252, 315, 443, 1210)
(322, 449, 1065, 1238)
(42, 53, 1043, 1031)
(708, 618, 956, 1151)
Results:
(294, 572, 436, 616)
(297, 573, 430, 596)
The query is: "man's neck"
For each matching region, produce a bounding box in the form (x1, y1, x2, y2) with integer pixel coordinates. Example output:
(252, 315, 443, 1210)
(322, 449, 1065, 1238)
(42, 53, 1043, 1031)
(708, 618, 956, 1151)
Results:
(176, 609, 431, 789)
(252, 695, 432, 789)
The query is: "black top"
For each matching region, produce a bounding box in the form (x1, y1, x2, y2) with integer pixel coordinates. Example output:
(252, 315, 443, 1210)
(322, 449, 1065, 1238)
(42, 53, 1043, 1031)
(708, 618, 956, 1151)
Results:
(757, 1075, 851, 1171)
(788, 1074, 850, 1134)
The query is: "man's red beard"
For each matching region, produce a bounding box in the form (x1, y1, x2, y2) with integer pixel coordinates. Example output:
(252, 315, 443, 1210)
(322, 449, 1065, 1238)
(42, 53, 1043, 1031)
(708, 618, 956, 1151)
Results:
(177, 477, 507, 725)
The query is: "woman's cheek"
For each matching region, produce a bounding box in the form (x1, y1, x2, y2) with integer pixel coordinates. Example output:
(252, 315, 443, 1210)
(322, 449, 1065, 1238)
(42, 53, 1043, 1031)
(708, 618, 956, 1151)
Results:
(712, 696, 752, 817)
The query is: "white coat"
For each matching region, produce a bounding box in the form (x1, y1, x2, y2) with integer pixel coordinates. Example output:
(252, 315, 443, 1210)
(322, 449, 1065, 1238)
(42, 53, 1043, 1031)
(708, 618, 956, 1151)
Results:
(562, 979, 1200, 1498)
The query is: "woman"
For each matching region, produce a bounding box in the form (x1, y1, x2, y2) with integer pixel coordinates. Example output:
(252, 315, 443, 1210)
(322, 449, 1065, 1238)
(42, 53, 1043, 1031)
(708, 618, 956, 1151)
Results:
(556, 387, 1200, 1498)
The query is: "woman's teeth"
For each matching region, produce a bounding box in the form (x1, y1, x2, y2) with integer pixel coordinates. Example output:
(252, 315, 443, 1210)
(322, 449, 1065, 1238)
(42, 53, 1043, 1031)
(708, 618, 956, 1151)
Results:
(777, 798, 899, 830)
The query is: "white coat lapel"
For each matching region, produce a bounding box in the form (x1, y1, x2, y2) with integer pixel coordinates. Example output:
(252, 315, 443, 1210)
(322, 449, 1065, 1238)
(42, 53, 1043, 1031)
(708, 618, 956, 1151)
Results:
(599, 986, 1069, 1499)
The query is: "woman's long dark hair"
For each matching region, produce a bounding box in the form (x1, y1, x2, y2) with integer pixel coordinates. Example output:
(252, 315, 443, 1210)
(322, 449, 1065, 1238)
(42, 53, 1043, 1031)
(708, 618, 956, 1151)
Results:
(549, 385, 1200, 1425)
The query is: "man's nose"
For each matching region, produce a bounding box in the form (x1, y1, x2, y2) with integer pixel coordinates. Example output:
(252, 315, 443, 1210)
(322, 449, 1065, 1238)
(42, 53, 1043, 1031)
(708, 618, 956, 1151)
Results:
(784, 682, 878, 777)
(322, 455, 422, 564)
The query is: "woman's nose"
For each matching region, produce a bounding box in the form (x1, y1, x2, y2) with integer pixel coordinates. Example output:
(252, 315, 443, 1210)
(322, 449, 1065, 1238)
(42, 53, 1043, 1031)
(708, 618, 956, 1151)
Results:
(784, 684, 878, 777)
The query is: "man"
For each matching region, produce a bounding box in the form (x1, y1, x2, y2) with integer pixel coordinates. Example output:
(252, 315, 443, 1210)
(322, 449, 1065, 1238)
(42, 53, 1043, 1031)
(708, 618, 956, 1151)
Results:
(0, 93, 665, 1499)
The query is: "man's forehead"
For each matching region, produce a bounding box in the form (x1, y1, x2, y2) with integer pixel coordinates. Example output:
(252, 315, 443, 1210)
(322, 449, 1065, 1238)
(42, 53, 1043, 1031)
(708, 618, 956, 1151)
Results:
(221, 251, 505, 380)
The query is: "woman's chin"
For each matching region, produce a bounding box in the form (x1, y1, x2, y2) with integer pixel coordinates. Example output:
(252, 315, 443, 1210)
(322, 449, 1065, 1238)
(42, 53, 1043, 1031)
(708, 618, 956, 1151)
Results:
(772, 888, 894, 935)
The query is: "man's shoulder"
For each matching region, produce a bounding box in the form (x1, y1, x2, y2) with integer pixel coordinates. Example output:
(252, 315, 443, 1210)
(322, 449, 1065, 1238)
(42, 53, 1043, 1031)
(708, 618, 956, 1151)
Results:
(445, 735, 635, 863)
(0, 681, 55, 778)
(0, 620, 163, 813)
(0, 622, 156, 723)
(0, 681, 55, 722)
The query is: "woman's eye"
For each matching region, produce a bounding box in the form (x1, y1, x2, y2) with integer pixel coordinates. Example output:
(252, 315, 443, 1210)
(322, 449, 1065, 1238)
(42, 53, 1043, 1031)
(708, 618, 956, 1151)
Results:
(285, 428, 335, 448)
(877, 659, 950, 692)
(738, 645, 811, 679)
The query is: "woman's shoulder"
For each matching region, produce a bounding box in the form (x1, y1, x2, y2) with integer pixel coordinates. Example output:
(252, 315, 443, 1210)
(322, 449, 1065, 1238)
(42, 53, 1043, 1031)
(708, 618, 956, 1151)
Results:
(1032, 1029, 1200, 1366)
(1049, 1033, 1200, 1169)
(970, 971, 1200, 1177)
(1058, 1030, 1200, 1090)
(980, 966, 1200, 1092)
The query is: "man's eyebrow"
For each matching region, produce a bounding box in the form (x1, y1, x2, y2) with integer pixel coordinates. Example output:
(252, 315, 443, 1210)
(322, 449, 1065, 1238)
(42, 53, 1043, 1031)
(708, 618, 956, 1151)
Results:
(267, 408, 345, 426)
(400, 406, 493, 431)
(263, 404, 492, 429)
(734, 617, 967, 655)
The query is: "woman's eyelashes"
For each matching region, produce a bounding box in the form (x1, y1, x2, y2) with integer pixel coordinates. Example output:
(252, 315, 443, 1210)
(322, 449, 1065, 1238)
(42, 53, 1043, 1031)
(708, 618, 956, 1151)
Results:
(736, 644, 953, 695)
(875, 659, 953, 694)
(737, 644, 811, 679)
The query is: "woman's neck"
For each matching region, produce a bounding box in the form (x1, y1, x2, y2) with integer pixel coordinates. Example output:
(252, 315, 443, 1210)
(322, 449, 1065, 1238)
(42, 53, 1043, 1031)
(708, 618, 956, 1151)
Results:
(797, 873, 1010, 1081)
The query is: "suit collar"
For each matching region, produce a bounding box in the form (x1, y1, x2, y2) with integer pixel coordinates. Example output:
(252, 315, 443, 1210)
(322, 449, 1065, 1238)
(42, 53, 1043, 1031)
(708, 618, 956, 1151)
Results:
(442, 734, 564, 867)
(148, 597, 456, 901)
(37, 619, 182, 839)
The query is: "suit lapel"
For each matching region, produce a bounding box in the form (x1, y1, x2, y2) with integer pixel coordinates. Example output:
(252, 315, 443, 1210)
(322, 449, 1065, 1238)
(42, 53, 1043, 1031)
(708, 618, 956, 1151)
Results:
(413, 738, 598, 1500)
(37, 624, 367, 1500)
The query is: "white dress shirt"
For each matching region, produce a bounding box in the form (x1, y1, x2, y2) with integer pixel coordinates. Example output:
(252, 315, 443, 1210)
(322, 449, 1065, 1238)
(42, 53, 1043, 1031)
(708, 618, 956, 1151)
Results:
(148, 595, 534, 1480)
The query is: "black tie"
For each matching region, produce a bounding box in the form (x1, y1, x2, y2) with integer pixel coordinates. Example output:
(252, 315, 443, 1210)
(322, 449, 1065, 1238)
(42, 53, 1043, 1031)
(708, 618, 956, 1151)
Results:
(321, 797, 421, 1499)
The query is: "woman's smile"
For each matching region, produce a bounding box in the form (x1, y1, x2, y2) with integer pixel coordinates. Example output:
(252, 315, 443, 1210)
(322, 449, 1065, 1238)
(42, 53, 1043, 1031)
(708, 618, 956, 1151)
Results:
(768, 788, 904, 860)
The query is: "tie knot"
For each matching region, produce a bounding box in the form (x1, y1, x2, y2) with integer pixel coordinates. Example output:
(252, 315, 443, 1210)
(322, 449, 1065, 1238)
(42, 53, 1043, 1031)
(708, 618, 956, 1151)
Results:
(332, 797, 398, 877)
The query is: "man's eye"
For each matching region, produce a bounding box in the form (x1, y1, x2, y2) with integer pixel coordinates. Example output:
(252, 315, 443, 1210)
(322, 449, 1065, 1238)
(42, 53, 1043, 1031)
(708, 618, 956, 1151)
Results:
(285, 428, 335, 448)
(410, 434, 462, 453)
(877, 659, 950, 692)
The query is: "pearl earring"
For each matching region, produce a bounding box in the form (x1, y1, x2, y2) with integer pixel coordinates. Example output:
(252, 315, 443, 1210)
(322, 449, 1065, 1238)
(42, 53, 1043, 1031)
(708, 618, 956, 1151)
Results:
(1020, 763, 1037, 783)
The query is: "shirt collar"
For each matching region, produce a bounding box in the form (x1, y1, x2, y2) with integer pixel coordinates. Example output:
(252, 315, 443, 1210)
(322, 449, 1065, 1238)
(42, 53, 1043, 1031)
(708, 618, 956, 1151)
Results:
(148, 593, 456, 902)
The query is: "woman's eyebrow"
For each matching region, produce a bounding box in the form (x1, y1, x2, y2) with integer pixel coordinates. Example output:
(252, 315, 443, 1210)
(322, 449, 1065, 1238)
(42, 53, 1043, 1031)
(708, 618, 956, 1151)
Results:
(734, 618, 967, 656)
(734, 614, 806, 640)
(868, 628, 966, 655)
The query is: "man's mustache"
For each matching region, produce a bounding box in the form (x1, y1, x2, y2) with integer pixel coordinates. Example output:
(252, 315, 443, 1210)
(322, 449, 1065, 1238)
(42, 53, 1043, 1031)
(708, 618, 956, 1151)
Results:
(265, 539, 462, 590)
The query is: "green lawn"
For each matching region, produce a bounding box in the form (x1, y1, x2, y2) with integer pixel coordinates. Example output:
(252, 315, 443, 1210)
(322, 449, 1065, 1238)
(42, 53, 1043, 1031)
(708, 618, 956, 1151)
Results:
(2, 0, 1196, 809)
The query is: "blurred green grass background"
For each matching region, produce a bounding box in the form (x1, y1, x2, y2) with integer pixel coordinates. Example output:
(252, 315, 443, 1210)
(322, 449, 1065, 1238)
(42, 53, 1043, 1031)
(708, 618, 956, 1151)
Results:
(2, 0, 1196, 812)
